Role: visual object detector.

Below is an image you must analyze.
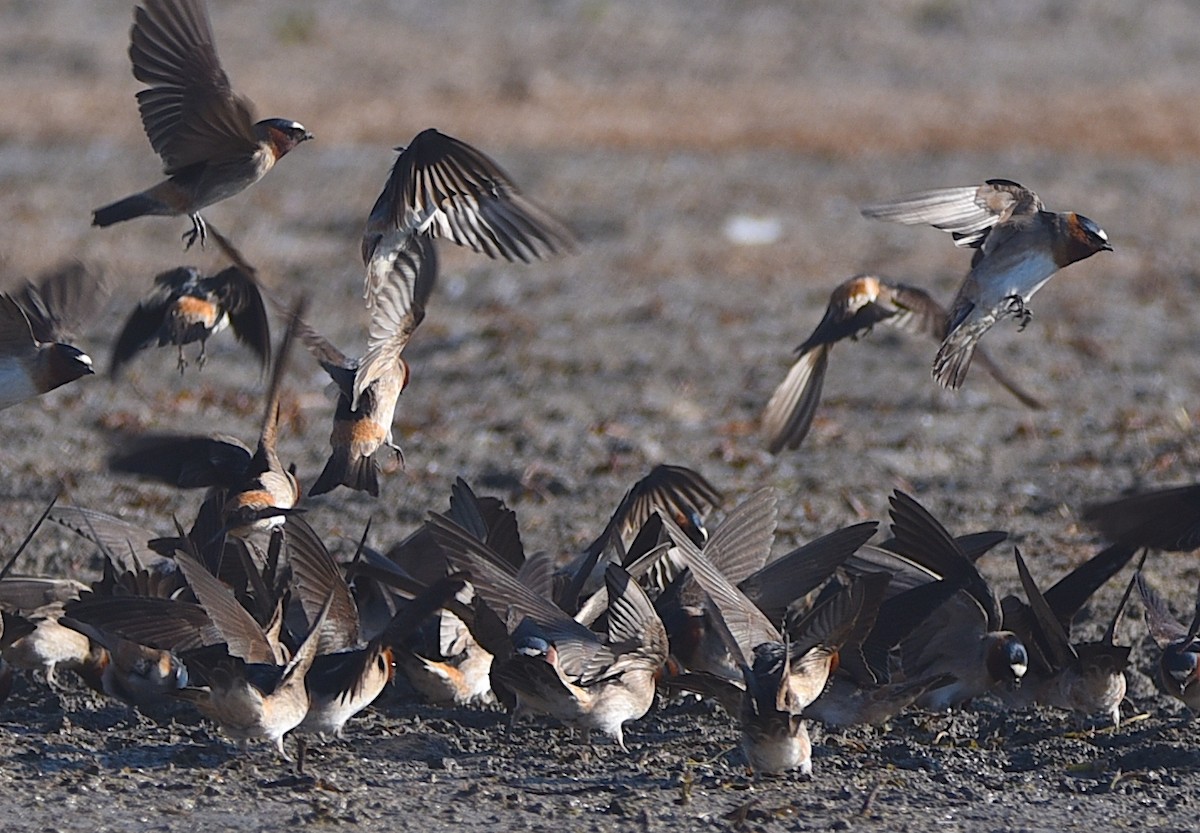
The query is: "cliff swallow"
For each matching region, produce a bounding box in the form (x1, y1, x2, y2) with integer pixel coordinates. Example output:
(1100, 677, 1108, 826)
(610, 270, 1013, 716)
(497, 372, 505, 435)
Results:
(92, 0, 312, 248)
(110, 228, 270, 376)
(0, 264, 105, 410)
(998, 545, 1136, 725)
(361, 128, 575, 313)
(673, 530, 886, 774)
(108, 299, 305, 539)
(429, 512, 668, 751)
(654, 488, 875, 685)
(162, 545, 331, 757)
(862, 179, 1111, 389)
(884, 491, 1028, 708)
(299, 238, 436, 497)
(1083, 483, 1200, 553)
(1135, 571, 1200, 713)
(559, 463, 723, 611)
(762, 274, 1043, 452)
(0, 577, 107, 690)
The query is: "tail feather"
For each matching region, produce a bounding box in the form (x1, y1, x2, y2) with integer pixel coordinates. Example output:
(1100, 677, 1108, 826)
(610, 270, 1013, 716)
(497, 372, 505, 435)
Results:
(93, 194, 165, 228)
(309, 450, 379, 497)
(762, 345, 830, 453)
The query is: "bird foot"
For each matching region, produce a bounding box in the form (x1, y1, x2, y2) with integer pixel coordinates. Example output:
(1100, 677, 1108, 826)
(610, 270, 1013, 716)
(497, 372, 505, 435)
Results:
(1005, 295, 1032, 331)
(183, 214, 208, 250)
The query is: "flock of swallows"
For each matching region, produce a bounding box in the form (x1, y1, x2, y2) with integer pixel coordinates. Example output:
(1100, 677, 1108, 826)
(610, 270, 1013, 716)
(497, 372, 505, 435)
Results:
(0, 0, 1196, 779)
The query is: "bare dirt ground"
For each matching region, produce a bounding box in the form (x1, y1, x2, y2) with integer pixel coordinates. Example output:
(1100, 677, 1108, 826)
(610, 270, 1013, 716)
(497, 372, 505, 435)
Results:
(2, 0, 1200, 830)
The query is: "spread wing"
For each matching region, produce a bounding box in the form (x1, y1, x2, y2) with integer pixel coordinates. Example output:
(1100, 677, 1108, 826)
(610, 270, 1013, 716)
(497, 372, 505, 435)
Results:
(129, 0, 259, 172)
(861, 179, 1043, 249)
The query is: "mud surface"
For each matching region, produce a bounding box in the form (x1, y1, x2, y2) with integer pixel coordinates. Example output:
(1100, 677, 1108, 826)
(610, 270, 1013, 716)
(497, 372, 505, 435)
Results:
(2, 1, 1200, 830)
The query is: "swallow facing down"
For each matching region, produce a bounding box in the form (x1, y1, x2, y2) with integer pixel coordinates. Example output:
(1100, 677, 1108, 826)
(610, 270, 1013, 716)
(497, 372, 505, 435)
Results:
(361, 128, 576, 313)
(653, 488, 876, 687)
(762, 274, 1043, 452)
(1136, 572, 1200, 713)
(429, 512, 669, 752)
(862, 179, 1111, 390)
(670, 523, 886, 775)
(110, 229, 270, 376)
(997, 544, 1136, 726)
(1083, 484, 1200, 553)
(0, 264, 105, 410)
(108, 300, 304, 539)
(281, 517, 466, 770)
(167, 545, 330, 757)
(558, 463, 724, 611)
(92, 0, 312, 248)
(884, 491, 1029, 709)
(299, 238, 437, 497)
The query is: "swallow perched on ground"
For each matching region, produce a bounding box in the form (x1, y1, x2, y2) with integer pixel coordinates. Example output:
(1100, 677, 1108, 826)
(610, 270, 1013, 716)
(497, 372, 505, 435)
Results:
(670, 523, 886, 775)
(762, 274, 1043, 452)
(1083, 483, 1200, 553)
(0, 264, 105, 410)
(997, 544, 1136, 726)
(166, 547, 332, 758)
(1136, 571, 1200, 713)
(428, 511, 669, 752)
(299, 238, 436, 497)
(884, 491, 1029, 709)
(0, 577, 108, 691)
(361, 128, 576, 312)
(111, 227, 270, 376)
(92, 0, 312, 248)
(861, 179, 1111, 390)
(108, 299, 305, 540)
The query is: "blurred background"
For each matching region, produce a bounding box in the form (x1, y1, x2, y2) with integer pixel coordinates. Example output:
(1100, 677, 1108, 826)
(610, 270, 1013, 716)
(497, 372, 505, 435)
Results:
(1, 0, 1199, 586)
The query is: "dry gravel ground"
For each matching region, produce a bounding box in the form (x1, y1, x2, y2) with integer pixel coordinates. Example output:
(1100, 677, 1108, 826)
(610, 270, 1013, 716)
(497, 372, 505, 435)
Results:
(2, 0, 1200, 830)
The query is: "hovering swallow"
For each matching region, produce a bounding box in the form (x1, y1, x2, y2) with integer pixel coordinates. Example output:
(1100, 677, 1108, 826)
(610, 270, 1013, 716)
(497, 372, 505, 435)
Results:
(108, 300, 305, 539)
(884, 491, 1029, 709)
(1083, 483, 1200, 553)
(111, 228, 270, 376)
(997, 544, 1136, 725)
(92, 0, 312, 248)
(361, 128, 576, 314)
(1136, 571, 1200, 713)
(862, 179, 1111, 390)
(299, 238, 436, 497)
(429, 512, 668, 752)
(762, 274, 1043, 452)
(0, 264, 105, 410)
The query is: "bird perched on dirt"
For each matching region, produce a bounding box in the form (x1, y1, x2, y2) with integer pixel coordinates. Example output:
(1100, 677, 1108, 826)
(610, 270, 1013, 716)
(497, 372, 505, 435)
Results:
(110, 227, 270, 376)
(861, 179, 1110, 390)
(0, 264, 104, 410)
(997, 544, 1137, 726)
(428, 510, 669, 752)
(761, 274, 1043, 452)
(92, 0, 312, 248)
(883, 491, 1029, 709)
(1136, 571, 1200, 713)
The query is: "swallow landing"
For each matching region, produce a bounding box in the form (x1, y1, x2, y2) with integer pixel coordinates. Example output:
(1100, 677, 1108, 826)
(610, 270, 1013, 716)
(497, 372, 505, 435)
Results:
(862, 179, 1110, 390)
